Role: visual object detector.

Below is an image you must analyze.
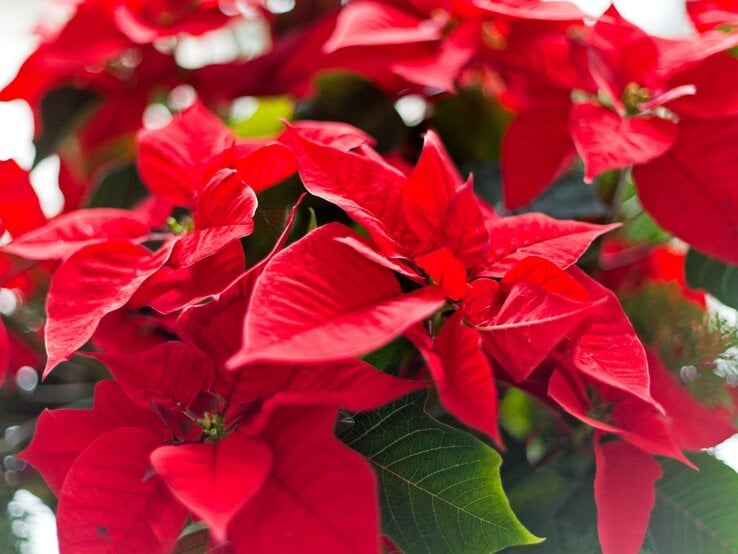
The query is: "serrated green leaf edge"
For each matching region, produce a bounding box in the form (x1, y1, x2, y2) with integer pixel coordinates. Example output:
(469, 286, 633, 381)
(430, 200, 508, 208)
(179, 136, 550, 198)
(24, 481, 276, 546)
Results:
(343, 393, 542, 553)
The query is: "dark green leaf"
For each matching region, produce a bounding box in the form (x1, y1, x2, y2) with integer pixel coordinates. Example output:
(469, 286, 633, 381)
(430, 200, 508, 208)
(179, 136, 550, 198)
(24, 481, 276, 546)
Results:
(648, 453, 738, 554)
(173, 528, 209, 554)
(686, 249, 738, 310)
(343, 393, 541, 553)
(34, 86, 98, 163)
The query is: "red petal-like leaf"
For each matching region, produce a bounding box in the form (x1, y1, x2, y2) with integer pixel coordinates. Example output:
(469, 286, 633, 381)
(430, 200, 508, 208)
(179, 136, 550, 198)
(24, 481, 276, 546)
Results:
(57, 428, 186, 554)
(137, 102, 235, 206)
(2, 209, 149, 260)
(501, 103, 576, 209)
(170, 169, 256, 267)
(425, 312, 501, 444)
(481, 214, 619, 277)
(594, 439, 662, 554)
(441, 179, 490, 268)
(232, 224, 445, 366)
(151, 433, 272, 543)
(402, 130, 461, 245)
(634, 116, 738, 265)
(94, 342, 214, 408)
(0, 160, 46, 236)
(473, 258, 598, 381)
(570, 103, 678, 183)
(139, 241, 245, 314)
(284, 127, 420, 255)
(231, 399, 379, 554)
(324, 1, 442, 52)
(44, 240, 173, 376)
(565, 269, 654, 404)
(225, 358, 424, 410)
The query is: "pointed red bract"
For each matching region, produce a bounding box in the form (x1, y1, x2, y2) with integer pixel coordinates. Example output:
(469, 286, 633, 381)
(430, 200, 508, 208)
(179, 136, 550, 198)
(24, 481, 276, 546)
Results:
(230, 399, 380, 554)
(137, 102, 235, 206)
(232, 223, 445, 366)
(93, 341, 214, 408)
(19, 381, 164, 494)
(594, 439, 663, 554)
(44, 240, 173, 375)
(151, 433, 272, 543)
(0, 160, 46, 236)
(482, 214, 619, 277)
(569, 103, 678, 183)
(430, 312, 501, 444)
(2, 209, 150, 260)
(57, 428, 186, 554)
(634, 116, 738, 265)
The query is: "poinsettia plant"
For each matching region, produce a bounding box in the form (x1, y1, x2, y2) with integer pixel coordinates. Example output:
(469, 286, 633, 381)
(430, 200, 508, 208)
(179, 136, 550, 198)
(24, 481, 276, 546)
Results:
(2, 0, 738, 552)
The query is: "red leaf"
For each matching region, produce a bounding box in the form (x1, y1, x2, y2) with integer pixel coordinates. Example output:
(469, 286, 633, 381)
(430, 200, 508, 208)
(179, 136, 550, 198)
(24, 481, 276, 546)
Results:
(94, 342, 214, 408)
(441, 179, 490, 268)
(0, 160, 46, 236)
(594, 439, 662, 554)
(415, 248, 469, 300)
(284, 127, 419, 255)
(19, 381, 164, 495)
(667, 54, 738, 118)
(151, 433, 272, 543)
(402, 130, 461, 246)
(225, 358, 425, 410)
(234, 142, 297, 193)
(44, 240, 173, 376)
(565, 269, 654, 404)
(134, 241, 245, 314)
(501, 103, 576, 209)
(230, 400, 379, 554)
(569, 103, 678, 183)
(472, 258, 598, 381)
(481, 214, 619, 277)
(2, 209, 149, 260)
(634, 117, 738, 265)
(57, 428, 186, 554)
(171, 170, 256, 267)
(430, 312, 501, 444)
(324, 1, 442, 52)
(137, 102, 235, 206)
(231, 224, 445, 366)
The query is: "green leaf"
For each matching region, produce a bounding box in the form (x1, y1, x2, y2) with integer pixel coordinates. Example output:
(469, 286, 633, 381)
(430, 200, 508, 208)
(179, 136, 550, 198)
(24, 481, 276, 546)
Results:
(229, 96, 294, 138)
(173, 528, 208, 554)
(685, 249, 738, 310)
(648, 453, 738, 554)
(343, 393, 542, 553)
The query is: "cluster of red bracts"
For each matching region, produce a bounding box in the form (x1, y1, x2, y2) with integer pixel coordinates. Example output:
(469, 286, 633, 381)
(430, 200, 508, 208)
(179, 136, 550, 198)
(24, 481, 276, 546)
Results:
(0, 101, 727, 553)
(2, 1, 738, 553)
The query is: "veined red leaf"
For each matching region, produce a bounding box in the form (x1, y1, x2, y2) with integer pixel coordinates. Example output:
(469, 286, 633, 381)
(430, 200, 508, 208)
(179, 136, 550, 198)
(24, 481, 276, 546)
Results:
(151, 433, 272, 543)
(0, 159, 46, 236)
(44, 240, 173, 376)
(231, 399, 379, 554)
(171, 170, 256, 268)
(501, 103, 576, 209)
(283, 127, 420, 256)
(634, 117, 738, 265)
(225, 358, 425, 410)
(57, 428, 186, 554)
(472, 258, 598, 381)
(594, 439, 663, 554)
(440, 179, 490, 268)
(565, 269, 653, 404)
(402, 130, 461, 246)
(93, 342, 214, 408)
(231, 224, 445, 367)
(430, 312, 501, 444)
(137, 102, 235, 206)
(2, 209, 150, 260)
(481, 214, 619, 277)
(324, 1, 442, 52)
(570, 103, 678, 183)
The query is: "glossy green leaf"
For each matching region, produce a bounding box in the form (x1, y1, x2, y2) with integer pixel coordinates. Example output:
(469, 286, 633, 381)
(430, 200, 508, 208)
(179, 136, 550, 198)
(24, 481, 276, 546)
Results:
(685, 249, 738, 310)
(343, 393, 541, 553)
(648, 453, 738, 554)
